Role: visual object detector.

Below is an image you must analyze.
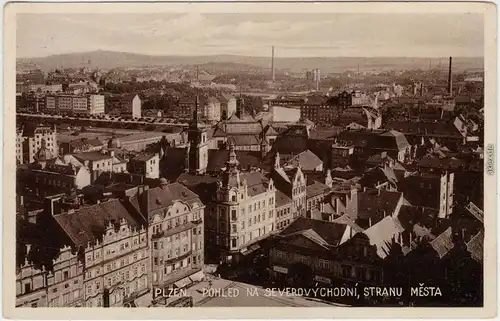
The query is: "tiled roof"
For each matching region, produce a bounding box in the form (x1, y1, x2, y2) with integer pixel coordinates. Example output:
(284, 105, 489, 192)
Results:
(375, 130, 410, 151)
(284, 150, 323, 171)
(207, 150, 261, 172)
(132, 152, 157, 162)
(280, 216, 348, 247)
(332, 214, 365, 233)
(363, 216, 401, 259)
(385, 121, 463, 138)
(357, 190, 402, 224)
(275, 189, 292, 207)
(262, 125, 279, 137)
(73, 151, 112, 162)
(429, 227, 454, 259)
(228, 135, 261, 146)
(417, 156, 466, 171)
(365, 153, 394, 166)
(175, 173, 219, 204)
(53, 199, 145, 247)
(68, 138, 103, 150)
(306, 180, 331, 198)
(466, 230, 483, 263)
(141, 182, 202, 216)
(35, 163, 78, 176)
(361, 167, 397, 188)
(309, 127, 343, 140)
(240, 172, 271, 197)
(176, 173, 220, 187)
(215, 117, 263, 135)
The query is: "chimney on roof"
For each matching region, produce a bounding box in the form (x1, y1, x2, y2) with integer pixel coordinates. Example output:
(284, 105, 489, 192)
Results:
(448, 57, 453, 96)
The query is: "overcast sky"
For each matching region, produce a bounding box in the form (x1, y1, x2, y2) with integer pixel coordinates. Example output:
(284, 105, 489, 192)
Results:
(17, 13, 484, 58)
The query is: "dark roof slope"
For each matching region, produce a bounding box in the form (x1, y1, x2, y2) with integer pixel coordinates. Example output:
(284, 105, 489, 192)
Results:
(53, 199, 145, 247)
(280, 216, 347, 247)
(141, 182, 202, 216)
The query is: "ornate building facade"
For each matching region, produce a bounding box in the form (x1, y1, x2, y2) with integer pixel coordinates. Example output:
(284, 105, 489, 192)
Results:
(208, 143, 277, 263)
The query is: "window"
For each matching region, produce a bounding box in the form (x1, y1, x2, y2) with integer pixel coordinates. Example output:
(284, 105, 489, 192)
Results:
(231, 238, 237, 248)
(153, 242, 158, 250)
(24, 283, 31, 293)
(231, 224, 237, 233)
(232, 195, 236, 202)
(248, 218, 252, 226)
(241, 221, 245, 229)
(231, 209, 237, 221)
(248, 205, 252, 213)
(63, 271, 69, 280)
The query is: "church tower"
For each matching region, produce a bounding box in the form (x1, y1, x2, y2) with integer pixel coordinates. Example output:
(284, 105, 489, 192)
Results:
(186, 95, 209, 174)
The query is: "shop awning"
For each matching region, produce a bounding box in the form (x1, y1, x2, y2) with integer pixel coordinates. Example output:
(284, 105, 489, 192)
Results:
(241, 243, 261, 256)
(174, 277, 192, 289)
(188, 270, 205, 283)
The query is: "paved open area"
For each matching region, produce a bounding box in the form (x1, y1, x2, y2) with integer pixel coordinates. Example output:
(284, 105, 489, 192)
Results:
(189, 277, 345, 307)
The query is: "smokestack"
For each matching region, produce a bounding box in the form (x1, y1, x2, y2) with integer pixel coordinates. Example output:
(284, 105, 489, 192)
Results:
(448, 57, 453, 96)
(271, 46, 275, 82)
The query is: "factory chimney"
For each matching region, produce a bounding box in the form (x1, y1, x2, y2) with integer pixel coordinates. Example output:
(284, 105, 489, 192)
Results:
(448, 57, 453, 96)
(271, 46, 275, 82)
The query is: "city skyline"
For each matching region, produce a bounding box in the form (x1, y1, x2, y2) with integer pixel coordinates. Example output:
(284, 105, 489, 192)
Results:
(17, 13, 484, 59)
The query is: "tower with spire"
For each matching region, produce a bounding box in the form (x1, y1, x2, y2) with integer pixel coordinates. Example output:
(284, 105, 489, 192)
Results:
(213, 141, 277, 264)
(186, 95, 209, 174)
(222, 142, 241, 189)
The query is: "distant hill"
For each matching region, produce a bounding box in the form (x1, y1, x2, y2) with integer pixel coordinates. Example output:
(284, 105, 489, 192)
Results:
(17, 50, 484, 73)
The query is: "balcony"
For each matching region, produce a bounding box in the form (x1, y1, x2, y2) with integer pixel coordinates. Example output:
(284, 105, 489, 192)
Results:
(191, 218, 203, 225)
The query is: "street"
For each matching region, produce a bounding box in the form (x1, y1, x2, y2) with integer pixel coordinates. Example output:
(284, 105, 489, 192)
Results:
(188, 277, 346, 307)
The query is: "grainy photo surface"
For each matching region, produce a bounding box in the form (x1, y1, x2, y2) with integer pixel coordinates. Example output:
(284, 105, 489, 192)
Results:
(4, 2, 497, 319)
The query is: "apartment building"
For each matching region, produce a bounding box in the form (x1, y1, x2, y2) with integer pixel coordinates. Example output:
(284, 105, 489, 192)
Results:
(45, 94, 105, 115)
(132, 180, 205, 296)
(49, 196, 150, 307)
(208, 143, 277, 263)
(20, 124, 58, 164)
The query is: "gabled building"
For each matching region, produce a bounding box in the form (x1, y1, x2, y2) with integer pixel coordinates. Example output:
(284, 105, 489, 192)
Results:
(49, 196, 149, 308)
(131, 180, 205, 297)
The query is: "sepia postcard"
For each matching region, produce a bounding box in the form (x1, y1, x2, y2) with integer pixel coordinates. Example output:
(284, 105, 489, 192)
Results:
(3, 1, 497, 319)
